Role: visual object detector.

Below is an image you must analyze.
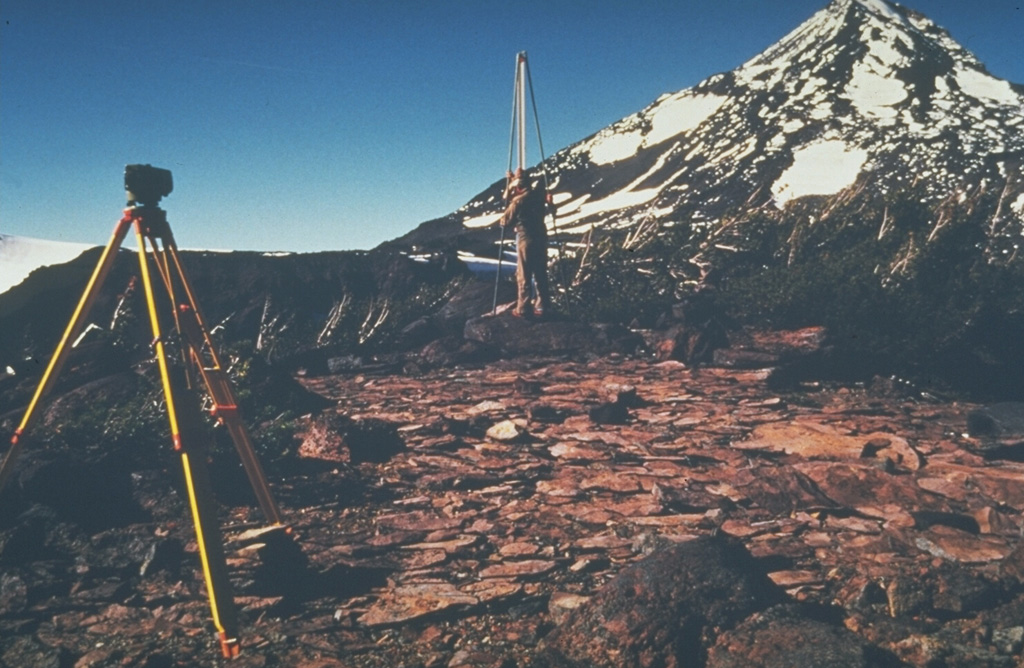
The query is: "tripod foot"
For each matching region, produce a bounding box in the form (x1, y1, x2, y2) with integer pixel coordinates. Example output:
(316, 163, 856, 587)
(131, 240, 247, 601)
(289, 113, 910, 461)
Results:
(219, 632, 241, 659)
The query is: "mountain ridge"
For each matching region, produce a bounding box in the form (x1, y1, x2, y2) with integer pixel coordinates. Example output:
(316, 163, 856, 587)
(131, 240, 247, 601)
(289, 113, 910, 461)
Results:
(397, 0, 1023, 255)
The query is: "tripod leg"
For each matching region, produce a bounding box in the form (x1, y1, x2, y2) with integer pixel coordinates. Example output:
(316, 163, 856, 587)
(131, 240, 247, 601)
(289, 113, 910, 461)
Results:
(163, 242, 284, 526)
(1, 214, 133, 493)
(196, 365, 284, 526)
(173, 380, 242, 658)
(133, 225, 241, 657)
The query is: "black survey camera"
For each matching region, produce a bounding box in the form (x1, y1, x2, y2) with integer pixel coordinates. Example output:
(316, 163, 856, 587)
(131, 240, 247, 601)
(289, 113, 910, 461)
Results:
(124, 164, 173, 207)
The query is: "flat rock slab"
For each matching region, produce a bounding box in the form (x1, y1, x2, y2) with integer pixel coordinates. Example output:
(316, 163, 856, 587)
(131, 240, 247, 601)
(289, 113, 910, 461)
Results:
(357, 583, 479, 627)
(479, 559, 558, 579)
(737, 420, 922, 470)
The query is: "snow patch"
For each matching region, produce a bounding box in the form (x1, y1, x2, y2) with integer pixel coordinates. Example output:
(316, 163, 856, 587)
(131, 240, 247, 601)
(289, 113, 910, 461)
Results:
(845, 61, 907, 118)
(772, 140, 869, 205)
(582, 92, 728, 166)
(556, 188, 662, 233)
(587, 127, 644, 165)
(862, 27, 909, 67)
(456, 251, 516, 278)
(809, 105, 832, 120)
(955, 66, 1020, 106)
(1011, 193, 1024, 217)
(709, 135, 758, 165)
(462, 212, 502, 229)
(782, 118, 804, 134)
(855, 0, 907, 26)
(645, 93, 727, 146)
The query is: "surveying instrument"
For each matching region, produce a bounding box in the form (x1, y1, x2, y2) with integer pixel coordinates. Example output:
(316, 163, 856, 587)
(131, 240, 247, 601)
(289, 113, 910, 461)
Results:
(0, 165, 285, 658)
(494, 51, 564, 313)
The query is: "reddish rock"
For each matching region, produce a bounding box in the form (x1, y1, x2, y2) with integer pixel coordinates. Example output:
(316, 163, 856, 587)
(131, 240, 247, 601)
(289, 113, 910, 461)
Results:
(738, 421, 922, 470)
(357, 583, 478, 627)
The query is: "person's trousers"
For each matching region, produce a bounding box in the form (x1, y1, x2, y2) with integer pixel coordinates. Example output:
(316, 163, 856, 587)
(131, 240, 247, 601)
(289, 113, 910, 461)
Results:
(516, 228, 550, 315)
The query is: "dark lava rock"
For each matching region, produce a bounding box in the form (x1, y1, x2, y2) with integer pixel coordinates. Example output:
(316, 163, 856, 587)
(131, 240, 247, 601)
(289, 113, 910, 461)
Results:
(0, 572, 28, 615)
(648, 292, 731, 365)
(415, 335, 499, 369)
(706, 605, 901, 668)
(433, 279, 514, 335)
(534, 535, 784, 668)
(966, 403, 1024, 460)
(654, 322, 729, 365)
(243, 355, 335, 415)
(967, 403, 1024, 438)
(464, 312, 617, 358)
(588, 401, 630, 425)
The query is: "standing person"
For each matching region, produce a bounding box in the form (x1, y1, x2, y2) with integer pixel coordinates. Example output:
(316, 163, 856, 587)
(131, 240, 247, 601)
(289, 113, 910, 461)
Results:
(500, 168, 554, 319)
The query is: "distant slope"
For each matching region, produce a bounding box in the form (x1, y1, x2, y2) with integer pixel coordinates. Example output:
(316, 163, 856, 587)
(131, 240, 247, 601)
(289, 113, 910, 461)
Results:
(0, 234, 97, 295)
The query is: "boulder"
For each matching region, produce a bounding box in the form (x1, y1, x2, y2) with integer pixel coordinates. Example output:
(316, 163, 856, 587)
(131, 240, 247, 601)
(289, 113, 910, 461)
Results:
(414, 335, 499, 369)
(966, 403, 1024, 461)
(464, 312, 619, 357)
(706, 605, 900, 668)
(649, 292, 731, 365)
(535, 535, 783, 667)
(296, 414, 405, 465)
(713, 326, 837, 387)
(653, 321, 729, 365)
(967, 403, 1024, 439)
(432, 280, 513, 335)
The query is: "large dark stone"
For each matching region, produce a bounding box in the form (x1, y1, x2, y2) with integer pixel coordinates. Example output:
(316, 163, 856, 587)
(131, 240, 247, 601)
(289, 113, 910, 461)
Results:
(649, 292, 731, 365)
(297, 413, 406, 466)
(967, 403, 1024, 438)
(654, 322, 730, 365)
(706, 605, 901, 668)
(464, 312, 638, 358)
(534, 535, 784, 668)
(414, 335, 499, 369)
(960, 402, 1024, 461)
(966, 403, 1024, 461)
(433, 280, 514, 335)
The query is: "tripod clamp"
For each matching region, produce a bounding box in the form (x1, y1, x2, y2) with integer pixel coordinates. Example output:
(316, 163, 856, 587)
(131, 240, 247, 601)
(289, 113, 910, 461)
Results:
(124, 204, 171, 239)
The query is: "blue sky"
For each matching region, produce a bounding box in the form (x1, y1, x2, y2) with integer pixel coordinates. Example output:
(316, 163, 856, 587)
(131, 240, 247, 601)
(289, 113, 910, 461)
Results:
(1, 1, 1021, 253)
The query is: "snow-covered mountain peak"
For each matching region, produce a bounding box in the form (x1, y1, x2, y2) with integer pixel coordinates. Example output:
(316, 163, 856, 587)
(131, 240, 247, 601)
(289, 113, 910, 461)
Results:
(403, 0, 1023, 259)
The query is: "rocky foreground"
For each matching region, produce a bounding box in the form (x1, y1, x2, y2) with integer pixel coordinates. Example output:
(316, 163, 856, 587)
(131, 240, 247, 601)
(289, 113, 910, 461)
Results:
(3, 324, 1024, 667)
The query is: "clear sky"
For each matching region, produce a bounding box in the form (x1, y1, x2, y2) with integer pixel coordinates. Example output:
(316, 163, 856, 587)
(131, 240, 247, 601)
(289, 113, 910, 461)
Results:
(1, 1, 1021, 253)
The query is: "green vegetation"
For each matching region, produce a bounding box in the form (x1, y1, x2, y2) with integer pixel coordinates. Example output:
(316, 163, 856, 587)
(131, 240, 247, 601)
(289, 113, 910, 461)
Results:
(39, 374, 167, 460)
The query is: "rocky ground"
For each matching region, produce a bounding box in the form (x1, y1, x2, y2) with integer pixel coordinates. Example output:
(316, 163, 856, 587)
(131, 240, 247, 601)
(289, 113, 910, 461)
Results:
(2, 319, 1024, 667)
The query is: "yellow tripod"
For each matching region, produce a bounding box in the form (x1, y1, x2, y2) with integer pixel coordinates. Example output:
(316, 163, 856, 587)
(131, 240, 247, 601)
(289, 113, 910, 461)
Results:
(0, 168, 284, 658)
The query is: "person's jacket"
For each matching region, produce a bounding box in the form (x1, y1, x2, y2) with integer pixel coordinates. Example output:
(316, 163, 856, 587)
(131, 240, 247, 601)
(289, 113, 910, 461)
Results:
(501, 186, 551, 236)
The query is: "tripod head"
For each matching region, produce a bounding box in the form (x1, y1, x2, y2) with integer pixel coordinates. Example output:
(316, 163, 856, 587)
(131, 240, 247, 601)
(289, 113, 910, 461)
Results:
(124, 164, 173, 207)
